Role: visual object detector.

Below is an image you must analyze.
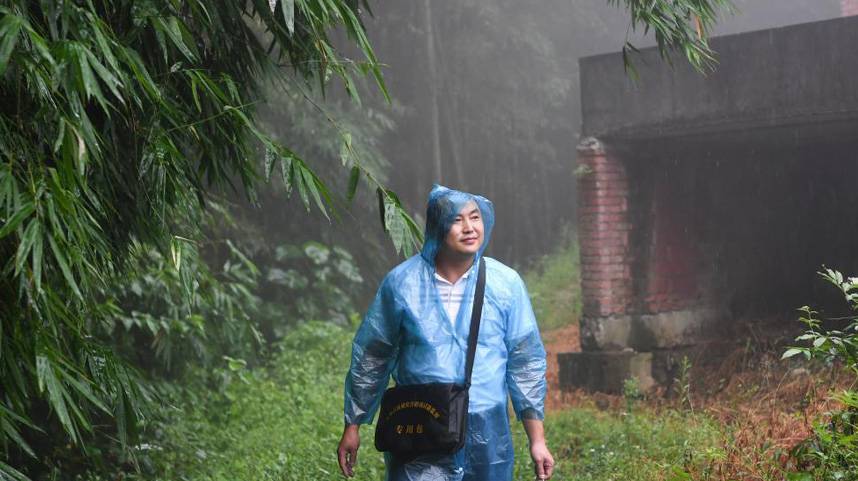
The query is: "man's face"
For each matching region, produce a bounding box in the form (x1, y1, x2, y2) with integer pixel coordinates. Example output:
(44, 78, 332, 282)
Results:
(442, 201, 484, 258)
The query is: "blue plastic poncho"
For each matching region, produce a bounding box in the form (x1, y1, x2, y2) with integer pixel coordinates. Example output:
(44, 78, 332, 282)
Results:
(344, 185, 547, 481)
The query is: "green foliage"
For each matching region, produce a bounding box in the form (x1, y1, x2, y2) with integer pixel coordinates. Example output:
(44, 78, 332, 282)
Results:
(609, 0, 734, 74)
(82, 321, 723, 481)
(783, 268, 858, 479)
(106, 238, 263, 376)
(513, 406, 723, 481)
(86, 322, 387, 481)
(674, 356, 694, 413)
(258, 241, 364, 338)
(0, 0, 421, 475)
(790, 390, 858, 481)
(523, 232, 582, 331)
(784, 268, 858, 372)
(623, 377, 645, 413)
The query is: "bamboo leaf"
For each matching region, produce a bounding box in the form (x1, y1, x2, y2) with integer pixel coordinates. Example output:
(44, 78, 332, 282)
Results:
(0, 201, 34, 239)
(383, 195, 406, 254)
(14, 218, 38, 276)
(47, 233, 83, 300)
(376, 187, 386, 232)
(36, 355, 77, 443)
(280, 153, 294, 192)
(153, 16, 198, 62)
(0, 418, 34, 458)
(85, 49, 123, 105)
(294, 164, 310, 211)
(299, 164, 329, 220)
(264, 147, 277, 182)
(0, 12, 23, 76)
(32, 225, 43, 293)
(56, 364, 109, 415)
(339, 132, 352, 166)
(0, 461, 29, 481)
(281, 0, 295, 35)
(347, 165, 360, 202)
(73, 43, 105, 106)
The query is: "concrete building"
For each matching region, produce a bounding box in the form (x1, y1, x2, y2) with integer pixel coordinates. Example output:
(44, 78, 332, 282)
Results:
(560, 5, 858, 392)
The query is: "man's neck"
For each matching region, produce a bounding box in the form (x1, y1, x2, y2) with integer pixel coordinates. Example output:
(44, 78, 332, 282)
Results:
(434, 251, 476, 284)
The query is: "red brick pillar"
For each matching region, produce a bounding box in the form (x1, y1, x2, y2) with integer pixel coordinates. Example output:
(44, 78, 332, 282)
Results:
(843, 0, 858, 16)
(577, 138, 633, 322)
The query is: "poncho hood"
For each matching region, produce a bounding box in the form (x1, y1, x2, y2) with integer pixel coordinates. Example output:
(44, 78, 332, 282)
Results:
(420, 184, 495, 266)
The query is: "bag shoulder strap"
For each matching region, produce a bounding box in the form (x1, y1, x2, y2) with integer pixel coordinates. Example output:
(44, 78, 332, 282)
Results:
(464, 258, 486, 388)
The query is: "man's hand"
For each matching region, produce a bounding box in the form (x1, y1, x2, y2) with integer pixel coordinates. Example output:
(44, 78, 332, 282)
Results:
(337, 424, 360, 478)
(523, 418, 555, 480)
(529, 440, 555, 480)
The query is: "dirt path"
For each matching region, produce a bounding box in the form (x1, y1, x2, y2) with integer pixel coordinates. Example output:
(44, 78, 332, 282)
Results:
(541, 323, 582, 411)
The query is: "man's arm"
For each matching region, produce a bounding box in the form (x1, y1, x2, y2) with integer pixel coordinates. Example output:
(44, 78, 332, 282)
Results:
(505, 273, 554, 479)
(523, 419, 555, 480)
(343, 275, 400, 425)
(339, 276, 400, 477)
(504, 274, 548, 421)
(337, 424, 360, 478)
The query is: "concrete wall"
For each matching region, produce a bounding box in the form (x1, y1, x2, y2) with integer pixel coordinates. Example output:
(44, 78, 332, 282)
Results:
(580, 15, 858, 139)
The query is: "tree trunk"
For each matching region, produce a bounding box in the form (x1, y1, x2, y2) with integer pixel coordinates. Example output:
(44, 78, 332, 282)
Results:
(422, 0, 443, 184)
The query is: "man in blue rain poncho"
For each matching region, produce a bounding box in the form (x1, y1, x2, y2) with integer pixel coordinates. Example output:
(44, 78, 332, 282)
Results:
(337, 185, 554, 481)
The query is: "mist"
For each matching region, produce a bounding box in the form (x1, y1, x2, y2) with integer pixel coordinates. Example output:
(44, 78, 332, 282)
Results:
(308, 0, 839, 272)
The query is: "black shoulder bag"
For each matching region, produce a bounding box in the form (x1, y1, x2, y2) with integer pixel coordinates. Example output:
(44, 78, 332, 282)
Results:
(374, 258, 486, 460)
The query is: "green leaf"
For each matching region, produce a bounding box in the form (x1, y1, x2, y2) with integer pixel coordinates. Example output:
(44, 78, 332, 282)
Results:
(170, 236, 183, 272)
(385, 199, 407, 255)
(85, 49, 124, 105)
(13, 218, 38, 276)
(36, 355, 77, 442)
(47, 233, 83, 300)
(224, 355, 247, 372)
(0, 461, 29, 481)
(786, 472, 813, 481)
(347, 165, 360, 202)
(0, 201, 34, 239)
(0, 417, 35, 458)
(376, 187, 386, 232)
(280, 154, 294, 193)
(264, 147, 277, 182)
(153, 16, 198, 61)
(294, 164, 310, 211)
(73, 43, 106, 106)
(300, 165, 329, 220)
(32, 225, 43, 293)
(782, 348, 804, 359)
(281, 0, 295, 35)
(339, 132, 352, 166)
(0, 12, 23, 76)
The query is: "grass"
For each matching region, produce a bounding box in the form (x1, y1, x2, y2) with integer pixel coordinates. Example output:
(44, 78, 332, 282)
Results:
(86, 321, 734, 481)
(523, 233, 582, 331)
(513, 405, 724, 481)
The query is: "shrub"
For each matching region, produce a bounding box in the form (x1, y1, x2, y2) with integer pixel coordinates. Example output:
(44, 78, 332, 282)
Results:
(783, 268, 858, 480)
(90, 321, 386, 481)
